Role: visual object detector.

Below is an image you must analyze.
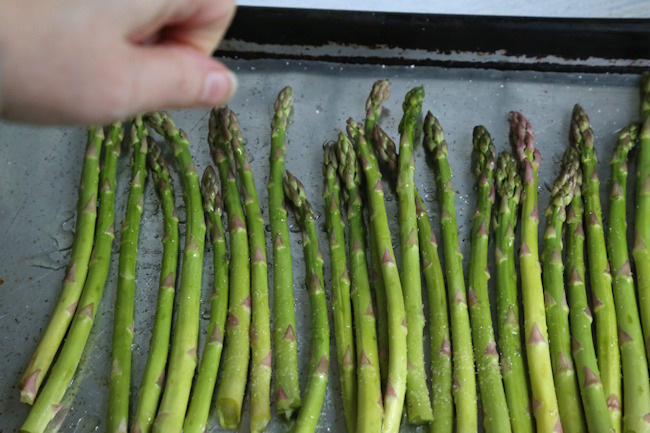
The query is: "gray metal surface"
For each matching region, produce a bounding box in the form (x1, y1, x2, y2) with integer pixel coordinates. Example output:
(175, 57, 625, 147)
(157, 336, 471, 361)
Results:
(0, 59, 641, 432)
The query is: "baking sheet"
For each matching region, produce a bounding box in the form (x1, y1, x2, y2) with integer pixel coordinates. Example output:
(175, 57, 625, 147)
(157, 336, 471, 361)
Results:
(0, 59, 641, 432)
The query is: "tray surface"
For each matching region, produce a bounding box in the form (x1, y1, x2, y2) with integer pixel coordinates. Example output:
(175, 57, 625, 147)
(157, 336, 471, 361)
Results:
(0, 51, 643, 432)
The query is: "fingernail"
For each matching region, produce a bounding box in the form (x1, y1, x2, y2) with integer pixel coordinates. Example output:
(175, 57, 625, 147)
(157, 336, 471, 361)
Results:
(200, 70, 238, 105)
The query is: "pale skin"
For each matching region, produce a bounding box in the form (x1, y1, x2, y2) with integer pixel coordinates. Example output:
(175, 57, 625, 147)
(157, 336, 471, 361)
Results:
(0, 0, 238, 124)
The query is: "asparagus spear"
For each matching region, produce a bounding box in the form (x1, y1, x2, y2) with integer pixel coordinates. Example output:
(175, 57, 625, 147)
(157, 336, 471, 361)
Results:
(224, 108, 273, 433)
(423, 112, 477, 433)
(392, 86, 434, 424)
(131, 142, 179, 433)
(606, 125, 650, 433)
(208, 107, 251, 429)
(269, 86, 301, 417)
(19, 127, 103, 404)
(635, 72, 650, 360)
(336, 132, 383, 433)
(565, 149, 614, 433)
(570, 104, 621, 433)
(542, 148, 585, 433)
(323, 143, 357, 432)
(21, 124, 121, 433)
(363, 80, 391, 385)
(182, 166, 229, 433)
(373, 118, 452, 433)
(108, 119, 148, 433)
(283, 171, 330, 433)
(509, 111, 561, 433)
(347, 118, 407, 433)
(494, 152, 535, 433)
(146, 113, 206, 433)
(468, 126, 512, 433)
(371, 98, 446, 426)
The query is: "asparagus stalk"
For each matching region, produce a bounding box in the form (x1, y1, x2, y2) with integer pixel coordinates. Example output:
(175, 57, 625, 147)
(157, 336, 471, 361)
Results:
(422, 112, 477, 433)
(108, 119, 148, 433)
(131, 142, 179, 433)
(570, 104, 621, 432)
(208, 107, 251, 429)
(564, 148, 614, 433)
(224, 108, 273, 433)
(348, 118, 407, 433)
(392, 86, 434, 424)
(607, 125, 650, 433)
(182, 167, 229, 433)
(542, 148, 586, 433)
(146, 113, 206, 433)
(283, 171, 330, 433)
(269, 86, 301, 417)
(19, 127, 103, 404)
(323, 143, 357, 432)
(509, 111, 561, 433)
(336, 132, 383, 433)
(363, 80, 391, 384)
(494, 152, 535, 433)
(468, 126, 512, 433)
(21, 124, 121, 433)
(373, 118, 452, 433)
(635, 72, 650, 360)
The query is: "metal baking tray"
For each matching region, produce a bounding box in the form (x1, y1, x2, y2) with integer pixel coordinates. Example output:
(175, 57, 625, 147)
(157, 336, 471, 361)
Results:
(1, 7, 649, 432)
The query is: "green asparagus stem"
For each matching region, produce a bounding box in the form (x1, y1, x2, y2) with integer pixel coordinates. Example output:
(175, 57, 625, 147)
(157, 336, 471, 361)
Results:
(323, 143, 357, 432)
(225, 108, 273, 433)
(606, 125, 650, 433)
(183, 167, 229, 433)
(21, 124, 121, 433)
(494, 152, 535, 433)
(565, 150, 614, 433)
(146, 113, 206, 433)
(363, 80, 391, 385)
(108, 119, 148, 433)
(635, 72, 650, 361)
(348, 117, 407, 433)
(468, 126, 511, 433)
(392, 86, 433, 424)
(570, 104, 621, 433)
(542, 149, 585, 433)
(336, 132, 383, 433)
(208, 107, 251, 429)
(269, 87, 301, 417)
(283, 171, 330, 433)
(423, 112, 477, 433)
(372, 117, 452, 433)
(509, 111, 561, 433)
(19, 127, 103, 404)
(132, 142, 179, 433)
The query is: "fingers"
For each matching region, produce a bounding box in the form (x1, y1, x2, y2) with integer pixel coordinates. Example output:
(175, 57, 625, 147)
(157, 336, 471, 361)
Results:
(159, 0, 237, 55)
(123, 44, 238, 116)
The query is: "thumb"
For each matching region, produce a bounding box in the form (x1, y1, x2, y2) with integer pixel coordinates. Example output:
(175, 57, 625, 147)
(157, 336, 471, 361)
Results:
(126, 45, 237, 114)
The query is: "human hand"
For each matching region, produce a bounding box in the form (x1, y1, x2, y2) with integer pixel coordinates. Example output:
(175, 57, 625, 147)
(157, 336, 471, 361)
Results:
(0, 0, 237, 125)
